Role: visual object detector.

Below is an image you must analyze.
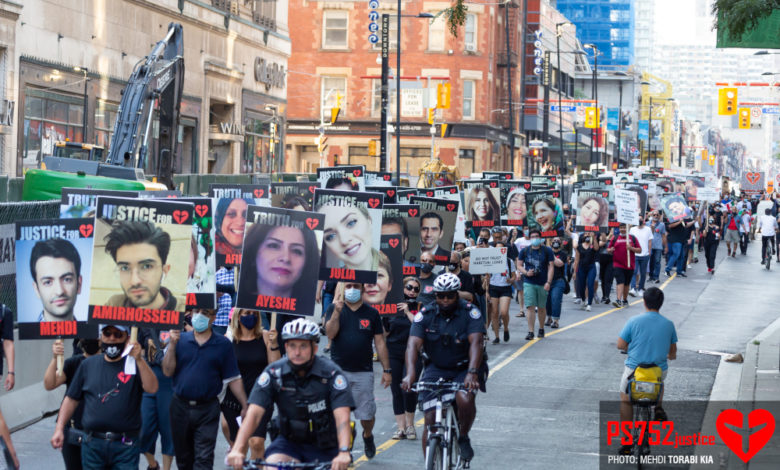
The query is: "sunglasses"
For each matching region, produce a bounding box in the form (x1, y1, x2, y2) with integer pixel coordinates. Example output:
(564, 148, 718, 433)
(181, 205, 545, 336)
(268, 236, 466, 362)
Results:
(435, 292, 458, 300)
(404, 285, 420, 292)
(102, 330, 126, 339)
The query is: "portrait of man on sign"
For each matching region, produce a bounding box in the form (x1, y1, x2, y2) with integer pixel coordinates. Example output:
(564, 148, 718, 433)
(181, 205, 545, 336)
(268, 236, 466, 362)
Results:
(30, 239, 83, 323)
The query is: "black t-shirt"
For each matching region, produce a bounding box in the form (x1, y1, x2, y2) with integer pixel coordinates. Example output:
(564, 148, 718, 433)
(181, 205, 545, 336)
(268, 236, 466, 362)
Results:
(384, 301, 419, 354)
(666, 220, 687, 244)
(705, 226, 721, 243)
(577, 244, 599, 269)
(225, 338, 268, 405)
(551, 250, 567, 280)
(457, 270, 475, 296)
(409, 301, 486, 370)
(683, 218, 695, 240)
(417, 275, 436, 308)
(66, 355, 144, 433)
(325, 303, 383, 372)
(0, 305, 12, 375)
(63, 354, 87, 429)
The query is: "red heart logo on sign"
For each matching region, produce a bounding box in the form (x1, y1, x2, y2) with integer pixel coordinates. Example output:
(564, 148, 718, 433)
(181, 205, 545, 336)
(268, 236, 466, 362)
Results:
(553, 192, 560, 198)
(353, 169, 362, 177)
(505, 175, 512, 179)
(368, 198, 380, 208)
(523, 183, 531, 190)
(500, 247, 507, 255)
(551, 177, 557, 182)
(173, 210, 189, 224)
(383, 174, 391, 181)
(388, 238, 399, 248)
(360, 319, 370, 328)
(446, 203, 456, 211)
(195, 204, 208, 218)
(408, 208, 418, 217)
(79, 224, 93, 238)
(426, 191, 434, 197)
(489, 182, 497, 188)
(602, 192, 609, 198)
(450, 188, 457, 194)
(306, 218, 319, 230)
(117, 372, 132, 384)
(309, 185, 317, 193)
(254, 189, 265, 198)
(746, 172, 761, 185)
(387, 190, 396, 197)
(716, 409, 775, 463)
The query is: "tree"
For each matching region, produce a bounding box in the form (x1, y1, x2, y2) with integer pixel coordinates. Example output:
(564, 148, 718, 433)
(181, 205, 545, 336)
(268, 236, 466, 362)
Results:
(442, 0, 467, 37)
(712, 0, 780, 40)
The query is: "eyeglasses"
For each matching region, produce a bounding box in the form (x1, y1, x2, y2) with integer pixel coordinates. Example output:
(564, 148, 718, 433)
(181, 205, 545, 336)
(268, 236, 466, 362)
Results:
(404, 285, 420, 292)
(102, 330, 126, 339)
(435, 292, 458, 300)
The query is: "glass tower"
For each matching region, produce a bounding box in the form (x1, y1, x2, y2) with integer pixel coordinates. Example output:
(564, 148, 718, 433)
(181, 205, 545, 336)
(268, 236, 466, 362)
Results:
(555, 0, 635, 67)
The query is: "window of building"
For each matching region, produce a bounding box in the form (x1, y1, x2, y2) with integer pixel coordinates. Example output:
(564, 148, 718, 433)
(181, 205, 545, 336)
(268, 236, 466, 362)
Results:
(458, 148, 475, 175)
(22, 88, 84, 168)
(428, 15, 446, 51)
(462, 80, 475, 120)
(322, 10, 348, 49)
(242, 113, 275, 174)
(322, 76, 347, 117)
(372, 15, 398, 51)
(250, 0, 276, 30)
(464, 14, 477, 51)
(94, 100, 118, 150)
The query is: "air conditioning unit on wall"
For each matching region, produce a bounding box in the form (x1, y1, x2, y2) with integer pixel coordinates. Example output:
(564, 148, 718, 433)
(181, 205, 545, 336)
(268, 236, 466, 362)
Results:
(465, 43, 476, 52)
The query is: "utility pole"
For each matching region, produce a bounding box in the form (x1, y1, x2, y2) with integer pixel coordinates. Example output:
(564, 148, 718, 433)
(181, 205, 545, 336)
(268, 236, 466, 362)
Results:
(541, 50, 551, 165)
(519, 0, 529, 175)
(617, 80, 623, 169)
(678, 118, 683, 168)
(504, 2, 515, 174)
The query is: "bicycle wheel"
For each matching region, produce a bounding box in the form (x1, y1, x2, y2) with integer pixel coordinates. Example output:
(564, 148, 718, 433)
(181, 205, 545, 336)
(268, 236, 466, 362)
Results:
(448, 431, 461, 469)
(426, 436, 444, 470)
(635, 405, 652, 467)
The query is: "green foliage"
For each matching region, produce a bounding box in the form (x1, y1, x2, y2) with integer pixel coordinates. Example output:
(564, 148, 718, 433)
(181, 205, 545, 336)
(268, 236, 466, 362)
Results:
(712, 0, 780, 40)
(434, 0, 468, 38)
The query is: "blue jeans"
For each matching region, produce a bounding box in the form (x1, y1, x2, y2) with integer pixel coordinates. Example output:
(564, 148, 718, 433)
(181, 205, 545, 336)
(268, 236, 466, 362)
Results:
(576, 264, 597, 305)
(649, 248, 663, 280)
(322, 292, 334, 318)
(81, 434, 140, 470)
(545, 278, 566, 319)
(665, 242, 684, 275)
(630, 255, 650, 291)
(140, 366, 175, 456)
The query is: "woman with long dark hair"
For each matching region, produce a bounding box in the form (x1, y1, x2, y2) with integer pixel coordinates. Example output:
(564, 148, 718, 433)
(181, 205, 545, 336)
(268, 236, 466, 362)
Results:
(466, 187, 500, 223)
(215, 198, 254, 258)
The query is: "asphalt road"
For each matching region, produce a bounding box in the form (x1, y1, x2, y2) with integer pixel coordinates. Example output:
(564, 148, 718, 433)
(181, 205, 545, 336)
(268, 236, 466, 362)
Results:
(10, 240, 780, 469)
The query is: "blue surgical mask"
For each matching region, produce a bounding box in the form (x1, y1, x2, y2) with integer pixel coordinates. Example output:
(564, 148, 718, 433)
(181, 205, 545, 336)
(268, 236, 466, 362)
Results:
(531, 238, 543, 247)
(239, 314, 258, 330)
(192, 313, 210, 333)
(344, 288, 362, 304)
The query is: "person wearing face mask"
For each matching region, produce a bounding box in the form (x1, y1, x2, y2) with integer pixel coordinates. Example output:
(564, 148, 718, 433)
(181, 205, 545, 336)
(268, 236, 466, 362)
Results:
(416, 251, 438, 308)
(43, 337, 100, 470)
(487, 241, 517, 344)
(703, 215, 722, 273)
(628, 216, 654, 297)
(163, 310, 247, 470)
(648, 212, 668, 284)
(401, 273, 486, 465)
(51, 325, 158, 469)
(517, 229, 556, 340)
(324, 282, 392, 459)
(220, 310, 281, 460)
(572, 233, 600, 312)
(545, 238, 569, 327)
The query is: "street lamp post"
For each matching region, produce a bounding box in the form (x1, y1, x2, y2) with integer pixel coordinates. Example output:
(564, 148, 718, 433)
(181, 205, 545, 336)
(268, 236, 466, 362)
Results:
(265, 104, 279, 174)
(583, 44, 599, 167)
(74, 67, 89, 142)
(555, 22, 570, 184)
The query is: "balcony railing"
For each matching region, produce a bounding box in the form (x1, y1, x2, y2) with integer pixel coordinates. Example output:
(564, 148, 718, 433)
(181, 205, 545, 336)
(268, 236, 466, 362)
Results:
(497, 51, 518, 67)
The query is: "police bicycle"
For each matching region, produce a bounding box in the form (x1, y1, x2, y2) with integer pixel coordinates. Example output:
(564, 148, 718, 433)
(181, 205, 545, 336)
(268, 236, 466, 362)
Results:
(239, 460, 331, 470)
(762, 236, 775, 270)
(412, 379, 470, 470)
(624, 359, 665, 468)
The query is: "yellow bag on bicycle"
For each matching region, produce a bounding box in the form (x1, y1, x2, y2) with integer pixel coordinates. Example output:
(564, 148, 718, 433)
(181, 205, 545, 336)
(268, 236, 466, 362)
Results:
(629, 365, 662, 402)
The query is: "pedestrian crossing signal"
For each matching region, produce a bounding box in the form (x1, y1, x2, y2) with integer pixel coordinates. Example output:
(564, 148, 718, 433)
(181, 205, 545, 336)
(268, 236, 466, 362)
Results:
(738, 108, 750, 129)
(437, 83, 451, 109)
(718, 88, 737, 115)
(584, 107, 599, 129)
(428, 108, 435, 125)
(368, 140, 377, 156)
(330, 93, 343, 124)
(701, 149, 707, 161)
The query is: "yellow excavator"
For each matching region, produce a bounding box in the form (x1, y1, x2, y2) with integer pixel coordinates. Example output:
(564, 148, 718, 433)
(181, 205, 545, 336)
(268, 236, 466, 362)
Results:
(416, 159, 460, 189)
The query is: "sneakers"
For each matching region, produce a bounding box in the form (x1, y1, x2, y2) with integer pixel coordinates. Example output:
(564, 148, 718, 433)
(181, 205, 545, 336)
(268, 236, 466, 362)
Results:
(602, 297, 611, 305)
(538, 328, 545, 338)
(654, 406, 668, 422)
(392, 429, 406, 440)
(405, 425, 417, 440)
(363, 434, 376, 459)
(573, 298, 582, 304)
(491, 338, 500, 345)
(458, 436, 474, 461)
(525, 331, 535, 340)
(612, 300, 623, 308)
(628, 288, 637, 297)
(636, 289, 644, 296)
(678, 273, 687, 278)
(585, 304, 591, 312)
(665, 270, 672, 277)
(503, 330, 510, 342)
(654, 278, 661, 284)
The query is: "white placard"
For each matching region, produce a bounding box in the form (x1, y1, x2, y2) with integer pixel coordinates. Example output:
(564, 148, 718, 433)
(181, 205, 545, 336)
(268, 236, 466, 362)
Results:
(696, 187, 720, 202)
(468, 247, 508, 275)
(615, 189, 639, 226)
(401, 89, 424, 117)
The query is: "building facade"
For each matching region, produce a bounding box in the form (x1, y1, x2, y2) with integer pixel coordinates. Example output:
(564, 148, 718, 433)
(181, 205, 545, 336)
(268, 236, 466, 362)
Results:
(555, 0, 634, 69)
(285, 0, 525, 178)
(7, 0, 290, 177)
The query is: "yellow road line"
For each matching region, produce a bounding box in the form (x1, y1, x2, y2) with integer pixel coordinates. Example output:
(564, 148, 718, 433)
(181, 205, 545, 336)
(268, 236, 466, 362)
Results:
(353, 274, 676, 466)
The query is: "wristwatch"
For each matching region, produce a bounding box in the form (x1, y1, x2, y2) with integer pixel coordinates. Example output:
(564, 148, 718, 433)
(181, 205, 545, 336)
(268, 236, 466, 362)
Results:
(339, 446, 351, 453)
(467, 368, 478, 375)
(383, 369, 392, 374)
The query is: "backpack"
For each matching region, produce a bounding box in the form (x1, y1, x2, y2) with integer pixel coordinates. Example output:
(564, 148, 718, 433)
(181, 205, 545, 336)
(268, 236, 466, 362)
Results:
(628, 364, 663, 402)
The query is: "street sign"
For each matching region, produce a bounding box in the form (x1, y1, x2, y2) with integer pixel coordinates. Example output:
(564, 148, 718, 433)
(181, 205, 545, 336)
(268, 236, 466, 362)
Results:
(630, 146, 639, 158)
(762, 107, 780, 114)
(551, 105, 576, 112)
(529, 139, 544, 148)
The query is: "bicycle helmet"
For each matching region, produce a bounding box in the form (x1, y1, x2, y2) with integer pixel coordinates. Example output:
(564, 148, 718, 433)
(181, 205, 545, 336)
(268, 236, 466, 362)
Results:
(281, 318, 320, 342)
(433, 272, 461, 292)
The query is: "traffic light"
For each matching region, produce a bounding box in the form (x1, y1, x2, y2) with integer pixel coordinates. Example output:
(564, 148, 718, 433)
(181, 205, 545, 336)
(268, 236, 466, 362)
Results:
(368, 140, 377, 156)
(428, 108, 435, 125)
(708, 152, 715, 166)
(701, 149, 707, 161)
(531, 148, 540, 159)
(316, 135, 328, 154)
(584, 107, 599, 129)
(330, 93, 343, 124)
(718, 88, 737, 115)
(738, 108, 750, 129)
(437, 83, 451, 109)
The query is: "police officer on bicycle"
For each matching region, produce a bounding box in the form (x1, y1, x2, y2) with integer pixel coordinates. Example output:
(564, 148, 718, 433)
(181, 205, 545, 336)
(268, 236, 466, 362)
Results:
(227, 318, 354, 470)
(401, 273, 486, 463)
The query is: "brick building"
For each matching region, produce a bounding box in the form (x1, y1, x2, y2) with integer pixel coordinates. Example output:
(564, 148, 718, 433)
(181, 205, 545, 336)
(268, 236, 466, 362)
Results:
(285, 0, 525, 178)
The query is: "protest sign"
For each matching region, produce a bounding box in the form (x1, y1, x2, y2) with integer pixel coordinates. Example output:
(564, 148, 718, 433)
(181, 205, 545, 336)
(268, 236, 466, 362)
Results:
(741, 171, 765, 195)
(482, 171, 514, 180)
(314, 189, 383, 283)
(369, 235, 404, 315)
(500, 180, 530, 226)
(211, 190, 268, 268)
(365, 171, 393, 187)
(685, 177, 705, 202)
(468, 247, 509, 275)
(177, 198, 216, 309)
(615, 170, 636, 184)
(622, 185, 648, 218)
(462, 180, 500, 228)
(396, 188, 417, 204)
(88, 197, 193, 329)
(409, 196, 458, 264)
(16, 218, 98, 339)
(575, 189, 609, 233)
(367, 185, 399, 204)
(270, 182, 315, 210)
(525, 190, 564, 237)
(236, 206, 323, 316)
(696, 187, 720, 203)
(615, 189, 640, 226)
(382, 204, 421, 276)
(60, 188, 139, 219)
(531, 175, 558, 189)
(661, 193, 689, 223)
(209, 183, 270, 201)
(137, 190, 182, 199)
(317, 165, 366, 191)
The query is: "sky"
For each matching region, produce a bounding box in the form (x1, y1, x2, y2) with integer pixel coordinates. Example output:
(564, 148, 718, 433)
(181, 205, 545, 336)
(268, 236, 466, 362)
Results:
(654, 0, 715, 46)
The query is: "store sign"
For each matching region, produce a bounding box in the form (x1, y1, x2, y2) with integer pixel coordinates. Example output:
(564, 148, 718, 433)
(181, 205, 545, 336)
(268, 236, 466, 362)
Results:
(401, 89, 424, 117)
(533, 30, 543, 75)
(254, 58, 286, 91)
(219, 122, 245, 136)
(368, 0, 380, 45)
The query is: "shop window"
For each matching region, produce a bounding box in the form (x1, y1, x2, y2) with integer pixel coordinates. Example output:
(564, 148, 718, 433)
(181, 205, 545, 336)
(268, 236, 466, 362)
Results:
(323, 10, 348, 49)
(242, 113, 278, 174)
(22, 88, 84, 168)
(458, 148, 475, 175)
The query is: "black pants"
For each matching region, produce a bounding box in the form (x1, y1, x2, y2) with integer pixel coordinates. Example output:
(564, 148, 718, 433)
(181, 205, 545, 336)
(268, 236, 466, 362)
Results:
(761, 236, 775, 261)
(704, 241, 719, 269)
(170, 396, 220, 470)
(740, 232, 750, 254)
(388, 349, 419, 415)
(599, 254, 613, 299)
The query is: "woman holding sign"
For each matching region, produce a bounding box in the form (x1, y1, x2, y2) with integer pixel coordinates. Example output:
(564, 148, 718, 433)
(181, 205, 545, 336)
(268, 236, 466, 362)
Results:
(318, 203, 381, 272)
(488, 241, 517, 344)
(578, 196, 609, 228)
(215, 198, 253, 257)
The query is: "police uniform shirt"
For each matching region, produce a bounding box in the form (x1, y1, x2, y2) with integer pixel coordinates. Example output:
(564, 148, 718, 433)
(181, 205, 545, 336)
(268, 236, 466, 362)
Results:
(249, 355, 355, 415)
(409, 300, 486, 370)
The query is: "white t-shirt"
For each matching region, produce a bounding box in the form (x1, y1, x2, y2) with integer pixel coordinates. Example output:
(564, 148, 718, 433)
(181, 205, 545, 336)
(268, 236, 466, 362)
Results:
(629, 225, 653, 257)
(758, 214, 778, 237)
(515, 237, 531, 253)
